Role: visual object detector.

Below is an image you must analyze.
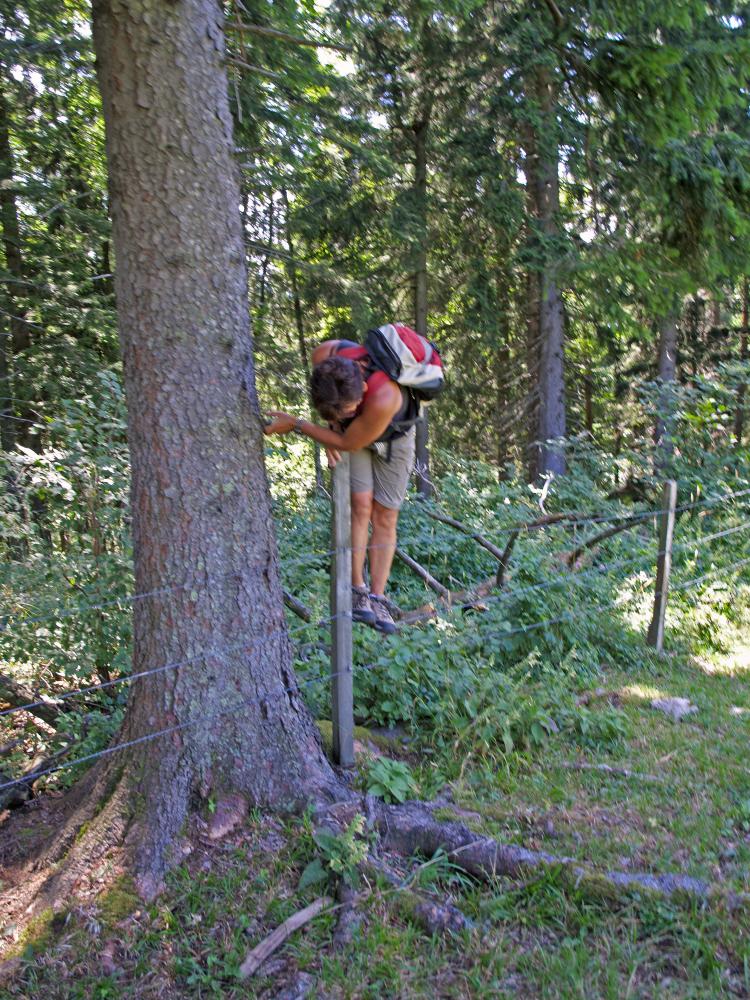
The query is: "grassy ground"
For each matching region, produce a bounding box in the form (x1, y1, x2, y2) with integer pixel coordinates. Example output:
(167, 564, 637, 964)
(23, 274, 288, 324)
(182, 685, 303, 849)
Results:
(2, 631, 748, 999)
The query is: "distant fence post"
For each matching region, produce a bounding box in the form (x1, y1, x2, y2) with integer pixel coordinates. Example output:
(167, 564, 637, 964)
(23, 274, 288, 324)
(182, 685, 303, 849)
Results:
(646, 480, 678, 652)
(330, 454, 354, 767)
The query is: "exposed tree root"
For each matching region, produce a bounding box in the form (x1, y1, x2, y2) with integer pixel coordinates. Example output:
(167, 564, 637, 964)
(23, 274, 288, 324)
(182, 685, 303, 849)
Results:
(318, 798, 748, 911)
(371, 800, 747, 907)
(5, 770, 746, 966)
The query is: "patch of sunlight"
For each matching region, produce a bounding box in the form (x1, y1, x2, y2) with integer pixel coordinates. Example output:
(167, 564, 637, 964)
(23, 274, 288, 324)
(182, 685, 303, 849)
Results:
(620, 683, 669, 701)
(695, 644, 750, 677)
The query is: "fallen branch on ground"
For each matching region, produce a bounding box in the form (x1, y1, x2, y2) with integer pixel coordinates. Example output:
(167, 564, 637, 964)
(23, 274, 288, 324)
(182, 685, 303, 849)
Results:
(566, 520, 643, 567)
(283, 589, 311, 622)
(238, 895, 332, 979)
(0, 741, 77, 810)
(395, 548, 451, 600)
(561, 761, 662, 782)
(424, 510, 506, 562)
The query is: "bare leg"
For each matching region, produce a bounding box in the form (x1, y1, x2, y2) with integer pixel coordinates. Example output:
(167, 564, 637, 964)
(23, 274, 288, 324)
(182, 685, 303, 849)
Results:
(369, 500, 399, 595)
(351, 490, 373, 588)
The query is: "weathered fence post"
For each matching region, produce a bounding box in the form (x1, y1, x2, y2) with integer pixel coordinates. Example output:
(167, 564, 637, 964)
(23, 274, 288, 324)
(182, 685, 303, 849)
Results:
(647, 480, 678, 652)
(330, 454, 354, 766)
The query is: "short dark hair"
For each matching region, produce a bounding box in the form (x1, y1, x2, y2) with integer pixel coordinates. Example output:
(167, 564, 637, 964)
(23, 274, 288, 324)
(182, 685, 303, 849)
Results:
(310, 357, 364, 422)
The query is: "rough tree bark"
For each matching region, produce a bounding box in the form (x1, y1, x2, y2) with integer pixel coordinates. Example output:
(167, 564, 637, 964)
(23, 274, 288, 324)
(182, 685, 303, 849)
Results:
(524, 70, 566, 480)
(412, 112, 434, 499)
(39, 0, 345, 898)
(654, 310, 679, 471)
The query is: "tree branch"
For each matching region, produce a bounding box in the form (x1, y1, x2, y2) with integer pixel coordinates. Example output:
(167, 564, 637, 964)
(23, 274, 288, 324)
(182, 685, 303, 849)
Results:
(228, 22, 352, 53)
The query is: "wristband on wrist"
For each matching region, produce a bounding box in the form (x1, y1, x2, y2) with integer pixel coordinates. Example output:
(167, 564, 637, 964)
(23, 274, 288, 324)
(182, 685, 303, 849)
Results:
(293, 417, 304, 435)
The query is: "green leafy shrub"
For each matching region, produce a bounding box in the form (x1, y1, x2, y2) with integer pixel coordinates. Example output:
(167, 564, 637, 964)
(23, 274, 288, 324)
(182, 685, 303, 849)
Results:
(364, 757, 417, 803)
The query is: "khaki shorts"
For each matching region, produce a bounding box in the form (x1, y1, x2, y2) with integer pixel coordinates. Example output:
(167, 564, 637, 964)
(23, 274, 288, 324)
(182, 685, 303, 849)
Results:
(349, 427, 416, 510)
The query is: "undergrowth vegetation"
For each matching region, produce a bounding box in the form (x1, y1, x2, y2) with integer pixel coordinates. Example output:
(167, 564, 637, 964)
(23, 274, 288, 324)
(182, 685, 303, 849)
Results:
(2, 372, 750, 996)
(1, 368, 749, 798)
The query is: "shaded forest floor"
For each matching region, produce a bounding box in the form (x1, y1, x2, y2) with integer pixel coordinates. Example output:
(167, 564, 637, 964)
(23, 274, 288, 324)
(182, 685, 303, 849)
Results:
(2, 634, 749, 999)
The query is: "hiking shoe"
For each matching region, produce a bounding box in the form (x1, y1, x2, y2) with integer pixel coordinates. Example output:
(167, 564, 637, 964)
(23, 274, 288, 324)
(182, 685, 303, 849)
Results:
(369, 593, 398, 635)
(351, 585, 377, 626)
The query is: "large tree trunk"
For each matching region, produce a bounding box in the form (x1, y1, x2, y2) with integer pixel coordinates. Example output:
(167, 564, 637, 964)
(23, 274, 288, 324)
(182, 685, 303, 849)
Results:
(735, 278, 748, 447)
(654, 310, 679, 471)
(412, 115, 434, 499)
(535, 77, 566, 478)
(86, 0, 338, 895)
(0, 64, 28, 454)
(494, 268, 512, 477)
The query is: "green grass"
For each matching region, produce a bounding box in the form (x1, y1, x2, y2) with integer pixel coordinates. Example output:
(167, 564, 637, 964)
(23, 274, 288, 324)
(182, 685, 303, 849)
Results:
(3, 455, 750, 997)
(4, 632, 749, 998)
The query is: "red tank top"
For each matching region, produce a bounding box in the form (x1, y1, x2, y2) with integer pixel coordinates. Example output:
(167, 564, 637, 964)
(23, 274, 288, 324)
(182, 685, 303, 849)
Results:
(335, 341, 413, 440)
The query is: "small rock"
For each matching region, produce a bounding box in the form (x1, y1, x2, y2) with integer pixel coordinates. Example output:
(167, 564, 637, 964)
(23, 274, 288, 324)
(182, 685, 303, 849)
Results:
(206, 793, 247, 841)
(650, 697, 698, 722)
(730, 706, 748, 717)
(0, 957, 21, 986)
(272, 972, 317, 1000)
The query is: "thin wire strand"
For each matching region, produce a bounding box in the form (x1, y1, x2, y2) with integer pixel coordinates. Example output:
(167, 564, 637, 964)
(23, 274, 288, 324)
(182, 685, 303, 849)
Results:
(0, 612, 337, 719)
(3, 548, 748, 792)
(8, 516, 747, 722)
(2, 486, 749, 631)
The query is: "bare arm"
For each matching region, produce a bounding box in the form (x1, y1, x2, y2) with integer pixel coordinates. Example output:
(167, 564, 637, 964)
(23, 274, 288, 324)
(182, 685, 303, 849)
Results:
(264, 382, 402, 452)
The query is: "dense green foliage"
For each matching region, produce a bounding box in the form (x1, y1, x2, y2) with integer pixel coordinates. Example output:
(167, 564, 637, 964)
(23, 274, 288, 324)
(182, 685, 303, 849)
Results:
(0, 0, 748, 784)
(0, 3, 749, 994)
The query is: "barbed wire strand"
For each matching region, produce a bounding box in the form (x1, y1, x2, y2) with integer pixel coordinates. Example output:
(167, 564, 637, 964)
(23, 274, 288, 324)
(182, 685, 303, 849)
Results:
(0, 612, 336, 720)
(4, 516, 748, 722)
(5, 551, 748, 794)
(2, 486, 749, 633)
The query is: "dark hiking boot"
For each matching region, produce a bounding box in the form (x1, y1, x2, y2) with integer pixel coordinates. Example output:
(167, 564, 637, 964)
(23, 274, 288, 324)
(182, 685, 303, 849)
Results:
(351, 585, 377, 626)
(369, 593, 397, 635)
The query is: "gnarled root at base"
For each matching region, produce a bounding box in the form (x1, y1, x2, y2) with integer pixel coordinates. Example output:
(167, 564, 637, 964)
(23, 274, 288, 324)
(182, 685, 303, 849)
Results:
(317, 797, 749, 913)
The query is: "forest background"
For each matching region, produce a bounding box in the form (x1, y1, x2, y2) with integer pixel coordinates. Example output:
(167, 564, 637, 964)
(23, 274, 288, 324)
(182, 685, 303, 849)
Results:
(1, 1, 750, 996)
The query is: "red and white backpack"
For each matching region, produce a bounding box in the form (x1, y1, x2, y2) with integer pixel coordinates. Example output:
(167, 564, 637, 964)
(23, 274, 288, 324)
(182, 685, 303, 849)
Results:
(364, 324, 445, 402)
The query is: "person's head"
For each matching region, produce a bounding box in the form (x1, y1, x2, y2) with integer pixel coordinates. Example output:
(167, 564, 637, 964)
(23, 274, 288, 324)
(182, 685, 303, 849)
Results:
(310, 356, 365, 422)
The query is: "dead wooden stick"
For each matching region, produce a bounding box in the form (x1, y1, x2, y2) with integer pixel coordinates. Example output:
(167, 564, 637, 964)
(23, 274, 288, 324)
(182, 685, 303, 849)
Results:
(226, 55, 281, 80)
(395, 549, 451, 601)
(425, 510, 505, 562)
(283, 589, 311, 622)
(228, 21, 352, 52)
(496, 528, 520, 587)
(561, 761, 661, 782)
(0, 673, 62, 727)
(566, 520, 640, 567)
(238, 895, 332, 979)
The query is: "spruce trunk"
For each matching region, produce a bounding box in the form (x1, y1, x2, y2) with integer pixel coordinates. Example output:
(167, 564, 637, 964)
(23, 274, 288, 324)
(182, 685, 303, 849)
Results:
(535, 76, 566, 478)
(91, 0, 337, 890)
(735, 278, 748, 447)
(413, 117, 433, 498)
(654, 311, 678, 471)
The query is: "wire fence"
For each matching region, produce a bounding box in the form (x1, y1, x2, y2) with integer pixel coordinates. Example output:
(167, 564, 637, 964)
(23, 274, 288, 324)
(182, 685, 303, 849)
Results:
(2, 539, 748, 794)
(4, 482, 748, 633)
(1, 467, 749, 791)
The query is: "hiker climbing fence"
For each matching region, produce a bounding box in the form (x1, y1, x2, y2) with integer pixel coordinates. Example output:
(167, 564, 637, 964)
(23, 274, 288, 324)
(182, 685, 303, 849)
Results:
(1, 478, 749, 792)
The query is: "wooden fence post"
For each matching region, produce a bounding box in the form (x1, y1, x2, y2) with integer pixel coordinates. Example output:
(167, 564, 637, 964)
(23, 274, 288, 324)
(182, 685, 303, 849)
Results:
(330, 454, 354, 767)
(646, 480, 678, 652)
